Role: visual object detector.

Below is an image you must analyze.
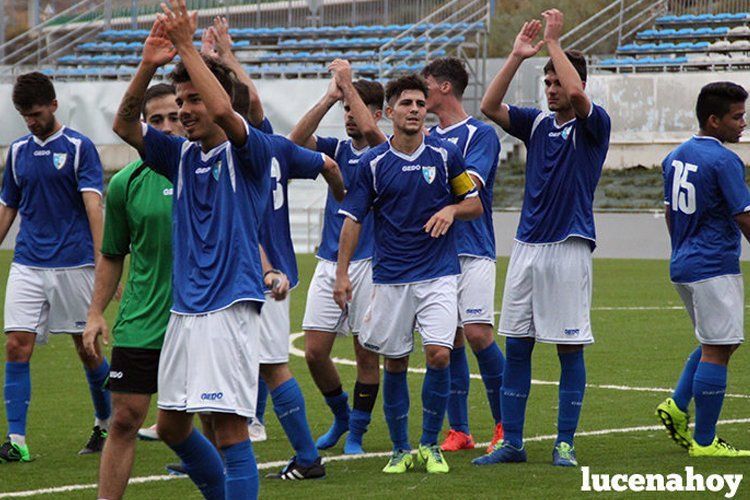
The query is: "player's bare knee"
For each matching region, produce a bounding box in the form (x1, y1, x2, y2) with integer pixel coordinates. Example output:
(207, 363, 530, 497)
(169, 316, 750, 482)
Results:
(5, 333, 33, 362)
(557, 343, 583, 355)
(425, 346, 450, 369)
(463, 324, 494, 352)
(384, 356, 409, 373)
(110, 408, 142, 438)
(355, 349, 379, 373)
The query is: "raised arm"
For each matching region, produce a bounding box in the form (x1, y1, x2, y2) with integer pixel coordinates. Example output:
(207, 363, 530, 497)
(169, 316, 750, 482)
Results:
(329, 59, 386, 147)
(333, 217, 362, 310)
(161, 0, 246, 146)
(288, 78, 342, 150)
(321, 155, 345, 201)
(113, 19, 176, 154)
(481, 20, 544, 129)
(542, 9, 591, 118)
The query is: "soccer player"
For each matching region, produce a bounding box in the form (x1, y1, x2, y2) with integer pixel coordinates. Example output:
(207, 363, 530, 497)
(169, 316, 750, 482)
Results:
(0, 72, 110, 462)
(473, 10, 611, 467)
(81, 83, 183, 498)
(334, 74, 482, 474)
(422, 57, 506, 453)
(112, 4, 275, 497)
(655, 82, 750, 458)
(290, 59, 386, 454)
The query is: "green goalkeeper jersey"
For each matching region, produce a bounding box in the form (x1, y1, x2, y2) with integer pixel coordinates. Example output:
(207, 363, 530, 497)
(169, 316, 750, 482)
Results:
(102, 160, 173, 349)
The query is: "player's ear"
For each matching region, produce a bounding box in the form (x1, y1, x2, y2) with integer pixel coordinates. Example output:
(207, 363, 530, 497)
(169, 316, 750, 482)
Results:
(50, 99, 59, 113)
(706, 114, 720, 131)
(385, 105, 393, 120)
(374, 109, 383, 121)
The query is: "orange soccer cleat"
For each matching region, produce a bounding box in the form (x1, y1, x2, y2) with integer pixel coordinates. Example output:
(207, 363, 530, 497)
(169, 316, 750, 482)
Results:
(487, 423, 504, 453)
(440, 429, 475, 452)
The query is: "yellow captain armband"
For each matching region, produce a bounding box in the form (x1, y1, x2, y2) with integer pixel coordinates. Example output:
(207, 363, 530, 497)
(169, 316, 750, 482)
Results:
(450, 171, 476, 197)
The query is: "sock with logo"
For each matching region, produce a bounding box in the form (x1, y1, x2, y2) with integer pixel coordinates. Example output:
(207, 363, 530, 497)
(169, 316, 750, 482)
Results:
(84, 358, 111, 429)
(271, 378, 318, 466)
(692, 361, 727, 447)
(383, 369, 410, 451)
(421, 365, 450, 447)
(349, 381, 378, 446)
(222, 439, 258, 500)
(254, 378, 268, 425)
(446, 345, 470, 434)
(501, 338, 535, 448)
(672, 346, 701, 412)
(476, 342, 505, 425)
(169, 429, 225, 499)
(557, 350, 586, 445)
(4, 362, 31, 439)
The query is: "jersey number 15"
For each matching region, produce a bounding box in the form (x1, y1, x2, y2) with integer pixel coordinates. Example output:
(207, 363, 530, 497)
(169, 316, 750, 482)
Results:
(671, 160, 698, 215)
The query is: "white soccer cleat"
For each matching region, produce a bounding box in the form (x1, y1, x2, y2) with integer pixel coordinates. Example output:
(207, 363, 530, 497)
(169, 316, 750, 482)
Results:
(137, 424, 160, 441)
(248, 420, 267, 442)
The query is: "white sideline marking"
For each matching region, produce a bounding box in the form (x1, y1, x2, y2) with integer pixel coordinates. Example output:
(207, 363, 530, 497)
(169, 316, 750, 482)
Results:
(4, 418, 750, 498)
(287, 333, 750, 399)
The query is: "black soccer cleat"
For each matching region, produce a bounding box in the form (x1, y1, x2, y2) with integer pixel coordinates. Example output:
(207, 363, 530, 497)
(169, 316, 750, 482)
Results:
(78, 426, 107, 455)
(266, 456, 326, 480)
(0, 440, 31, 463)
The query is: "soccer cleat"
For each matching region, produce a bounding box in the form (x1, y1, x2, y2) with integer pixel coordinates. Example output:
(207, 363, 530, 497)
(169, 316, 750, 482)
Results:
(78, 426, 107, 455)
(247, 420, 267, 443)
(440, 429, 475, 452)
(382, 450, 414, 474)
(416, 444, 450, 473)
(166, 462, 187, 476)
(486, 423, 505, 454)
(552, 441, 578, 467)
(655, 397, 691, 450)
(315, 419, 349, 450)
(137, 424, 160, 441)
(472, 441, 527, 465)
(689, 437, 750, 458)
(0, 441, 31, 463)
(267, 456, 326, 480)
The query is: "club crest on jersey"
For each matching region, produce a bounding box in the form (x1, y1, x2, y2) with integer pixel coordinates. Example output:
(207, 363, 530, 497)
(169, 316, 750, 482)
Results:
(422, 165, 436, 184)
(561, 126, 572, 140)
(53, 153, 67, 170)
(212, 161, 222, 181)
(447, 137, 459, 145)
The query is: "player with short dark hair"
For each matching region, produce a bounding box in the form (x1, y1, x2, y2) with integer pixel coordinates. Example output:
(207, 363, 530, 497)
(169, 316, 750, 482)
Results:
(475, 10, 611, 467)
(0, 72, 110, 463)
(656, 81, 750, 458)
(290, 59, 387, 455)
(334, 73, 482, 474)
(422, 57, 506, 454)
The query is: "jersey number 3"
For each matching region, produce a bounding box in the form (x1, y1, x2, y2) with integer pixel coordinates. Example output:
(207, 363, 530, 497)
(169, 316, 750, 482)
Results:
(671, 160, 698, 215)
(271, 158, 284, 211)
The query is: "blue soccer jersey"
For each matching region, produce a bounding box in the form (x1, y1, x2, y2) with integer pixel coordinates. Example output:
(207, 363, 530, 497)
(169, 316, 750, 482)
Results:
(1, 126, 103, 268)
(430, 117, 500, 259)
(260, 135, 325, 289)
(663, 135, 750, 283)
(507, 104, 611, 246)
(315, 137, 374, 262)
(141, 119, 271, 314)
(340, 135, 478, 284)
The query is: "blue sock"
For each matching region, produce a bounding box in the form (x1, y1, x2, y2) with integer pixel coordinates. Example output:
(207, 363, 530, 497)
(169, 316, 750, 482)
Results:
(348, 409, 371, 446)
(501, 338, 534, 448)
(693, 361, 727, 447)
(421, 365, 450, 446)
(383, 370, 410, 451)
(84, 358, 111, 423)
(4, 362, 31, 437)
(271, 378, 318, 466)
(672, 347, 702, 412)
(446, 346, 470, 433)
(255, 378, 268, 424)
(169, 429, 225, 500)
(324, 390, 350, 423)
(222, 440, 258, 500)
(475, 343, 505, 425)
(557, 350, 586, 446)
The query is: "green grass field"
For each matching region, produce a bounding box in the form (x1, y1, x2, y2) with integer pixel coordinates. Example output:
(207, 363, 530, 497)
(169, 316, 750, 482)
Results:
(1, 251, 749, 499)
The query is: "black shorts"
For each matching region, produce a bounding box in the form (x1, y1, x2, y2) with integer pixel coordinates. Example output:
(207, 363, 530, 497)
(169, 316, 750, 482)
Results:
(106, 347, 161, 394)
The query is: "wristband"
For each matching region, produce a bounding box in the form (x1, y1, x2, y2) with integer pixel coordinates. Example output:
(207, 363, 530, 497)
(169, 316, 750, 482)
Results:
(264, 269, 281, 278)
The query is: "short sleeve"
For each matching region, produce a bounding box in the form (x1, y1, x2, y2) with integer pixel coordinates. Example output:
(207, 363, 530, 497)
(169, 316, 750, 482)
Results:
(283, 138, 324, 180)
(77, 138, 104, 196)
(316, 136, 340, 158)
(579, 104, 611, 145)
(101, 166, 132, 256)
(446, 145, 477, 201)
(339, 154, 375, 222)
(142, 124, 184, 182)
(255, 117, 274, 134)
(464, 126, 500, 188)
(233, 117, 272, 180)
(716, 155, 750, 215)
(0, 148, 21, 208)
(507, 105, 543, 143)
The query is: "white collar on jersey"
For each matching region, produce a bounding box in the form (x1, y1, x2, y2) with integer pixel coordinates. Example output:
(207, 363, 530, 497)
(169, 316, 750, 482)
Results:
(198, 141, 229, 163)
(32, 125, 66, 147)
(692, 135, 723, 144)
(434, 116, 471, 135)
(387, 134, 426, 162)
(349, 141, 369, 156)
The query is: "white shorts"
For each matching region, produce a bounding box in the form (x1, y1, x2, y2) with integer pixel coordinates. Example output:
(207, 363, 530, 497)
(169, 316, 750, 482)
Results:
(499, 238, 594, 345)
(302, 259, 373, 335)
(674, 274, 744, 345)
(258, 293, 291, 364)
(458, 256, 496, 326)
(358, 275, 458, 358)
(157, 302, 261, 418)
(4, 263, 94, 343)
